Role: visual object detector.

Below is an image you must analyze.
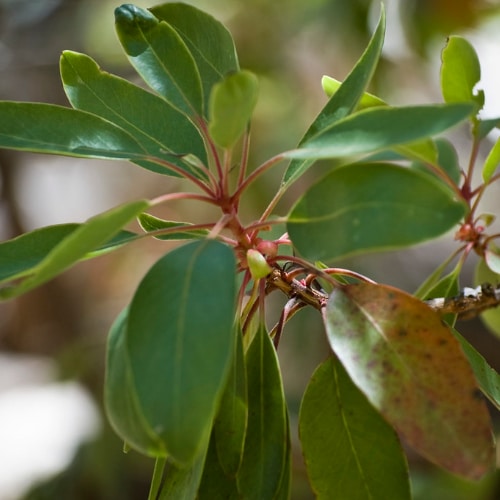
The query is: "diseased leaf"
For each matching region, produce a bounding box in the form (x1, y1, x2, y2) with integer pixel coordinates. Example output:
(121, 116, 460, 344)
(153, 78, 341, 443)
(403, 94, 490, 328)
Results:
(150, 2, 239, 117)
(138, 213, 209, 240)
(474, 258, 500, 337)
(0, 200, 149, 300)
(300, 357, 410, 499)
(0, 102, 146, 160)
(115, 4, 203, 117)
(237, 325, 290, 499)
(287, 163, 466, 262)
(323, 282, 495, 479)
(126, 240, 237, 465)
(60, 50, 207, 177)
(282, 5, 385, 188)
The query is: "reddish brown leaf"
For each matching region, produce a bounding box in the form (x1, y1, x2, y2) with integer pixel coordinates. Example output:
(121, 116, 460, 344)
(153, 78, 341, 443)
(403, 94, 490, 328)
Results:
(323, 282, 495, 479)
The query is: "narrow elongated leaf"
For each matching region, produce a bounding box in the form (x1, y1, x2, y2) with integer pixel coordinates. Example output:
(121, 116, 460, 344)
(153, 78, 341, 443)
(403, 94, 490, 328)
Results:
(0, 200, 149, 299)
(282, 6, 385, 188)
(0, 102, 146, 159)
(150, 2, 239, 117)
(482, 136, 500, 182)
(287, 163, 466, 262)
(285, 103, 473, 160)
(60, 51, 207, 176)
(323, 282, 495, 479)
(237, 325, 289, 499)
(441, 36, 482, 108)
(104, 309, 166, 456)
(321, 75, 385, 108)
(138, 213, 209, 241)
(126, 240, 237, 465)
(209, 70, 259, 148)
(300, 357, 410, 499)
(115, 4, 203, 117)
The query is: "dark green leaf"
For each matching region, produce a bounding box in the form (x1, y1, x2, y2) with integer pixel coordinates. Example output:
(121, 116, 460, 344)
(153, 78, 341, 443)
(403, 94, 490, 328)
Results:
(209, 70, 258, 148)
(476, 117, 500, 139)
(126, 240, 237, 465)
(282, 5, 385, 188)
(115, 4, 203, 117)
(287, 163, 466, 262)
(323, 283, 495, 479)
(0, 102, 146, 159)
(138, 213, 209, 240)
(0, 200, 149, 299)
(435, 137, 461, 184)
(237, 325, 290, 499)
(150, 2, 239, 117)
(60, 50, 207, 177)
(285, 103, 473, 160)
(300, 357, 410, 499)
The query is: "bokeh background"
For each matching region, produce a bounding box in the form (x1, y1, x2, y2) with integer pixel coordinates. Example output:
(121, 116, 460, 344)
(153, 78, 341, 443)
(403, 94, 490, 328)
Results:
(1, 0, 500, 498)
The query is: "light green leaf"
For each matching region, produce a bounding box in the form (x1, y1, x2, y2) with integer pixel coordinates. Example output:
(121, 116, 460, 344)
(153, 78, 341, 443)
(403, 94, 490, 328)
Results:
(150, 2, 239, 117)
(208, 70, 259, 148)
(285, 103, 473, 160)
(324, 283, 495, 479)
(126, 240, 237, 465)
(482, 136, 500, 182)
(287, 163, 467, 262)
(0, 200, 149, 299)
(282, 5, 385, 188)
(60, 50, 207, 177)
(0, 102, 146, 159)
(138, 213, 209, 241)
(441, 36, 482, 109)
(321, 75, 385, 108)
(300, 357, 410, 499)
(114, 4, 203, 117)
(237, 325, 290, 499)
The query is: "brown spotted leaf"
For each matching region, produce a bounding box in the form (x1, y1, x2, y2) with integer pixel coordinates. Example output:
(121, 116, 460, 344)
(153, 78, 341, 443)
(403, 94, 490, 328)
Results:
(323, 282, 495, 479)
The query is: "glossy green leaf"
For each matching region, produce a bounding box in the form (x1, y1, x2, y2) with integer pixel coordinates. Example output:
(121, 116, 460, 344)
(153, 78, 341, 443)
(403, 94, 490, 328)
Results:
(60, 50, 207, 177)
(126, 240, 237, 465)
(482, 136, 500, 182)
(285, 103, 473, 160)
(300, 357, 410, 499)
(237, 325, 290, 499)
(441, 36, 482, 108)
(0, 200, 149, 299)
(287, 163, 466, 262)
(150, 2, 239, 117)
(0, 102, 146, 159)
(137, 213, 209, 241)
(323, 282, 495, 479)
(435, 137, 461, 184)
(208, 70, 259, 148)
(474, 258, 500, 337)
(321, 75, 385, 108)
(115, 4, 203, 117)
(213, 328, 247, 476)
(452, 329, 500, 412)
(282, 5, 385, 188)
(105, 309, 166, 456)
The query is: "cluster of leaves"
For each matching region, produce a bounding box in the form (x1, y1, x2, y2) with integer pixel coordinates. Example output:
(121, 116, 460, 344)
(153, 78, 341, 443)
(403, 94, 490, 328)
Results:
(0, 2, 499, 498)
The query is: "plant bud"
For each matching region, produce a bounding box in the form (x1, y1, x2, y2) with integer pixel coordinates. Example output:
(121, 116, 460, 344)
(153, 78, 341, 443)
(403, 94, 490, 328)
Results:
(247, 249, 272, 279)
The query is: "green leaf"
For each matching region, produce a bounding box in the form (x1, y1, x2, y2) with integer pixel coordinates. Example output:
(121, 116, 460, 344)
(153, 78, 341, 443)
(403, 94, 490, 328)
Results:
(126, 240, 237, 465)
(213, 328, 247, 476)
(321, 75, 385, 108)
(237, 325, 290, 499)
(0, 102, 146, 159)
(452, 329, 500, 412)
(60, 50, 207, 177)
(435, 137, 461, 184)
(299, 357, 411, 500)
(0, 200, 149, 299)
(476, 117, 500, 139)
(208, 70, 259, 148)
(114, 4, 203, 117)
(441, 36, 482, 108)
(150, 2, 239, 117)
(323, 282, 495, 479)
(282, 5, 385, 188)
(474, 259, 500, 337)
(138, 213, 209, 241)
(104, 309, 166, 456)
(287, 163, 466, 262)
(482, 136, 500, 182)
(285, 103, 473, 160)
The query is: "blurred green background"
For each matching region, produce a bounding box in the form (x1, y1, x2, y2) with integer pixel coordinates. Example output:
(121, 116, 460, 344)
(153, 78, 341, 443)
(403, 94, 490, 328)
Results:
(1, 0, 500, 498)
